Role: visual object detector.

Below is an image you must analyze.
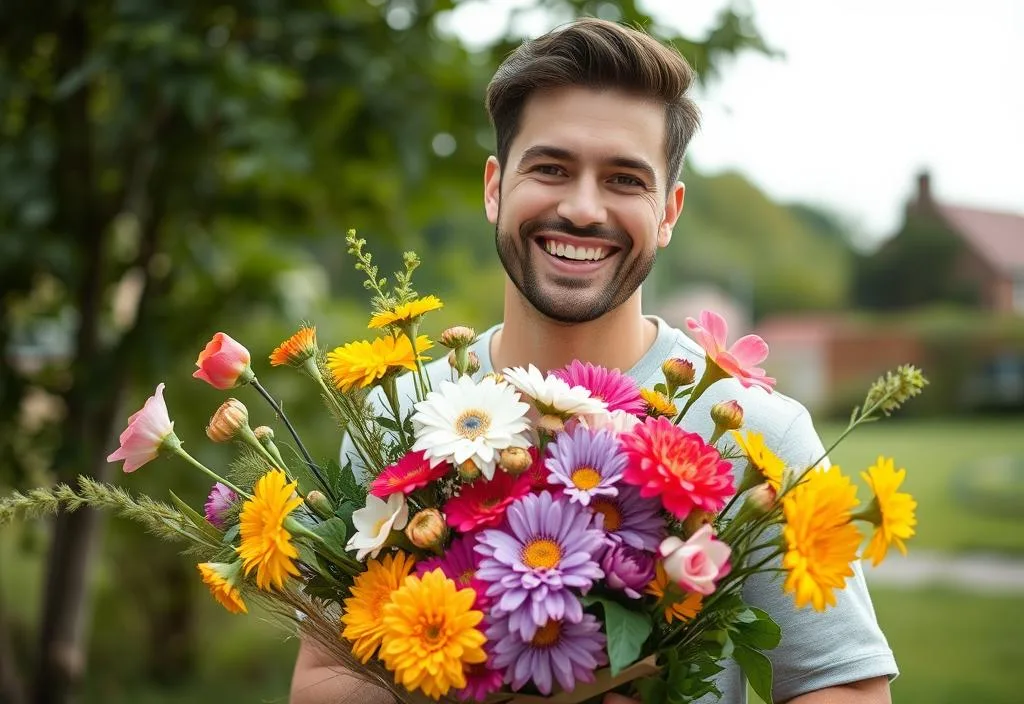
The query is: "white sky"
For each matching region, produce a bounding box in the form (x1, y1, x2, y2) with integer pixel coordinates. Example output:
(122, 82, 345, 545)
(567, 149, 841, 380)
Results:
(442, 0, 1024, 247)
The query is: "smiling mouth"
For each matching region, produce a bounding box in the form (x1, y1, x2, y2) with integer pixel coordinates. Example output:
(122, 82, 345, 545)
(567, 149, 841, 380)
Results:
(538, 237, 614, 262)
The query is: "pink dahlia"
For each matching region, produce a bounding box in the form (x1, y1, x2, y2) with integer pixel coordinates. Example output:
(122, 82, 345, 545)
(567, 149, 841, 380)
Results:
(370, 449, 449, 498)
(620, 416, 735, 520)
(552, 360, 645, 415)
(685, 310, 776, 392)
(444, 471, 532, 533)
(106, 383, 178, 473)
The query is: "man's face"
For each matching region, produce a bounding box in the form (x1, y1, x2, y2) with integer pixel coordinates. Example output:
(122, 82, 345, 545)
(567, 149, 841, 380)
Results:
(485, 86, 684, 324)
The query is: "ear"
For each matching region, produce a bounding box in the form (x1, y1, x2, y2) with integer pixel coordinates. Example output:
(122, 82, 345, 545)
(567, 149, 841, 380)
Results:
(484, 156, 501, 224)
(658, 181, 685, 248)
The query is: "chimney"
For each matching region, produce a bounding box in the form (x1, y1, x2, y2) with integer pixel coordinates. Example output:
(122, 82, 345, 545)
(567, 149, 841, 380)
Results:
(916, 170, 932, 207)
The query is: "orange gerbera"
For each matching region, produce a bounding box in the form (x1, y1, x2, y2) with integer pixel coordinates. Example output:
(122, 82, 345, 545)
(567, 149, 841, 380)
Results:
(646, 561, 703, 623)
(236, 469, 303, 591)
(269, 326, 318, 367)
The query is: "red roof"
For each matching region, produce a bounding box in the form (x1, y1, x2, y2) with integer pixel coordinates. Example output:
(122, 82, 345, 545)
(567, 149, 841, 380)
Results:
(939, 204, 1024, 273)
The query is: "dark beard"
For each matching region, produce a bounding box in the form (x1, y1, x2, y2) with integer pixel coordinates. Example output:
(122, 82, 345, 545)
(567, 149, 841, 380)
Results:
(495, 216, 657, 324)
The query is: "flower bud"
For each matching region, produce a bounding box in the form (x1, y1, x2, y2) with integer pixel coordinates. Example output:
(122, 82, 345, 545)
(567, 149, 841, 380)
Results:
(662, 358, 695, 388)
(537, 414, 565, 434)
(498, 447, 533, 476)
(748, 482, 777, 512)
(305, 490, 334, 520)
(193, 332, 255, 390)
(253, 425, 275, 442)
(465, 351, 481, 375)
(447, 350, 459, 370)
(682, 509, 716, 538)
(405, 508, 447, 550)
(439, 326, 477, 349)
(457, 458, 481, 481)
(711, 400, 744, 431)
(206, 398, 249, 443)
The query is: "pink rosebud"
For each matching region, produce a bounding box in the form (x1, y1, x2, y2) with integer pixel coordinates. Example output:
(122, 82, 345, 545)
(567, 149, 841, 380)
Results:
(106, 383, 177, 473)
(685, 311, 776, 392)
(193, 332, 254, 390)
(659, 524, 732, 596)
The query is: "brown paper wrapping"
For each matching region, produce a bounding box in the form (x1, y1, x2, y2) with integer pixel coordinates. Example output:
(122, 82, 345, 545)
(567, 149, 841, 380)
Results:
(482, 655, 660, 704)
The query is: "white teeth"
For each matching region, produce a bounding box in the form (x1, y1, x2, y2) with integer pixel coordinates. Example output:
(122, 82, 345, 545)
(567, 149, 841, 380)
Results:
(543, 239, 609, 261)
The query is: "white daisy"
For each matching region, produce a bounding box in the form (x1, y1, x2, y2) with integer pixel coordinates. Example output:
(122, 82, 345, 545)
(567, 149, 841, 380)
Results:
(411, 374, 531, 480)
(346, 493, 409, 561)
(501, 364, 609, 418)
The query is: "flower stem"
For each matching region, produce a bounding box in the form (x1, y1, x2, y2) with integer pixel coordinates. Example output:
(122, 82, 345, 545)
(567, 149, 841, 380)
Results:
(171, 446, 250, 499)
(251, 378, 331, 494)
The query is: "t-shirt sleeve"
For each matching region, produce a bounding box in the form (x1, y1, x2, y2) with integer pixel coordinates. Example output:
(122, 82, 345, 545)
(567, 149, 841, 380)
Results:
(743, 406, 899, 701)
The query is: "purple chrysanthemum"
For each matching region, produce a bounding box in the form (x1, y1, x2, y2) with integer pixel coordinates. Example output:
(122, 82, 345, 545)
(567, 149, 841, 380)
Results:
(475, 491, 605, 640)
(600, 544, 656, 599)
(545, 426, 628, 506)
(489, 612, 607, 695)
(416, 533, 490, 609)
(552, 360, 645, 416)
(588, 484, 664, 552)
(204, 482, 237, 529)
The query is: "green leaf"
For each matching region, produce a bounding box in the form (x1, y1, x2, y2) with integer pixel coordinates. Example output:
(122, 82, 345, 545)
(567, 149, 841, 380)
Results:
(733, 645, 774, 704)
(581, 595, 652, 676)
(733, 607, 782, 650)
(222, 524, 240, 546)
(168, 490, 223, 543)
(312, 517, 349, 555)
(634, 676, 667, 703)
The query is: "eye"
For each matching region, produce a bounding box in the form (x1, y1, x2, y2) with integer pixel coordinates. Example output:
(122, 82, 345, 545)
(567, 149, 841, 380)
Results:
(610, 174, 646, 188)
(534, 164, 566, 176)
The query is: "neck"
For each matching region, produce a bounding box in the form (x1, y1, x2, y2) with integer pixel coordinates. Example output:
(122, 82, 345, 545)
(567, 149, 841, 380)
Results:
(491, 279, 658, 374)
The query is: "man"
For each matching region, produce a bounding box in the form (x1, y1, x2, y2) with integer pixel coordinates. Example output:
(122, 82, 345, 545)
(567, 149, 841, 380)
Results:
(291, 18, 897, 704)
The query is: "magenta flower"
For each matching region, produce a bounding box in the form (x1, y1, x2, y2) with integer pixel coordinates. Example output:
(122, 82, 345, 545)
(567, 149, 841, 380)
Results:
(589, 484, 664, 551)
(685, 310, 776, 392)
(488, 612, 607, 695)
(193, 332, 255, 390)
(475, 491, 605, 640)
(204, 483, 238, 529)
(552, 360, 645, 415)
(600, 544, 656, 599)
(545, 426, 627, 506)
(416, 533, 491, 609)
(456, 659, 504, 702)
(106, 383, 178, 473)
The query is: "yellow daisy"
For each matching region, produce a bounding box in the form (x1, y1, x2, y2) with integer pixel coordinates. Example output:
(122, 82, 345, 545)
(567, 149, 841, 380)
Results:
(782, 466, 862, 611)
(732, 430, 785, 493)
(645, 561, 703, 623)
(368, 295, 444, 329)
(859, 456, 917, 566)
(326, 334, 432, 392)
(197, 561, 248, 614)
(640, 388, 677, 418)
(269, 326, 318, 367)
(341, 551, 416, 663)
(379, 568, 487, 699)
(236, 469, 303, 591)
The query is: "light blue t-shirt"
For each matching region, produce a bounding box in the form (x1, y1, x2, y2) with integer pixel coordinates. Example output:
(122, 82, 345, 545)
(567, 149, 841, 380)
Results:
(342, 316, 898, 703)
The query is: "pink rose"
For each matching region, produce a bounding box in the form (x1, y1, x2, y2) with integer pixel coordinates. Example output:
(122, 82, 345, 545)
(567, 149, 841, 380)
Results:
(193, 332, 254, 389)
(659, 524, 732, 596)
(106, 383, 177, 472)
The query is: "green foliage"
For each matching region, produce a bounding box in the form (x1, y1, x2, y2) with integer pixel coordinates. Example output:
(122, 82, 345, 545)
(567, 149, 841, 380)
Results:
(581, 594, 654, 676)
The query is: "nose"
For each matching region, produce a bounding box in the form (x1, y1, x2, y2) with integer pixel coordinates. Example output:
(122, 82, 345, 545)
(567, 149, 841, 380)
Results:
(555, 178, 607, 227)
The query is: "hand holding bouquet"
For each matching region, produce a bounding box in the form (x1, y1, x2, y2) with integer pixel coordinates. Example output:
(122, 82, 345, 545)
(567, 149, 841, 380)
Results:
(1, 234, 925, 703)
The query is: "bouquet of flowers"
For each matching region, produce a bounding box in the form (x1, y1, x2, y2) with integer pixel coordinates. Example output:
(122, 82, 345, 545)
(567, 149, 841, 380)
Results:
(0, 233, 925, 704)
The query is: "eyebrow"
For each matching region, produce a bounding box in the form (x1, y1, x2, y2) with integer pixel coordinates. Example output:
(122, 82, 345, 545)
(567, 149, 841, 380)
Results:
(517, 145, 659, 187)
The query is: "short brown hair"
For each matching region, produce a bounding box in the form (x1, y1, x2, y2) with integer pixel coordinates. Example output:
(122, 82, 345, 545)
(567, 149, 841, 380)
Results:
(486, 18, 700, 184)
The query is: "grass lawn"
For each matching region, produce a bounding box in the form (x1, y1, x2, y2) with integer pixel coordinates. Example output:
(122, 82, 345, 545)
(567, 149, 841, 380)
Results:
(817, 416, 1024, 555)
